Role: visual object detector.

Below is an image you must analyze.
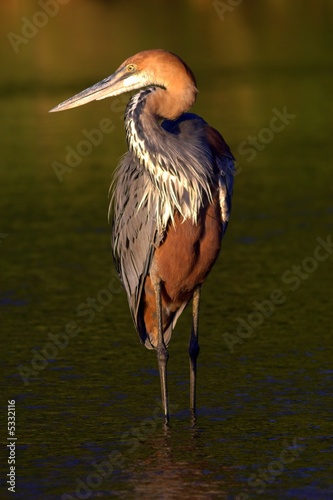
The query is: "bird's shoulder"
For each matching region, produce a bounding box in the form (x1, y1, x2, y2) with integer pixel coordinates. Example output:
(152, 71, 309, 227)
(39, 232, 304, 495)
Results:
(204, 123, 235, 162)
(162, 112, 234, 159)
(162, 113, 235, 235)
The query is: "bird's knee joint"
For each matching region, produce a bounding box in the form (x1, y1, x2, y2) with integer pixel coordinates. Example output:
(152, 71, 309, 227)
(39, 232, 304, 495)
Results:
(189, 342, 200, 359)
(157, 345, 169, 364)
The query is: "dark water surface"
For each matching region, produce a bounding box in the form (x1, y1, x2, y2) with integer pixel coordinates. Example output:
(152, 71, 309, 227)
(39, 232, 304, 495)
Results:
(1, 1, 333, 499)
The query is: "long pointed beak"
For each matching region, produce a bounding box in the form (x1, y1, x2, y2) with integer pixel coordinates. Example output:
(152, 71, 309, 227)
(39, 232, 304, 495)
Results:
(49, 69, 145, 113)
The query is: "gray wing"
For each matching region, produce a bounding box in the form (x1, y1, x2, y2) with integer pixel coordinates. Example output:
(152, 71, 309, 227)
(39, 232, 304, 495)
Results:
(162, 115, 235, 236)
(110, 152, 161, 343)
(202, 123, 235, 236)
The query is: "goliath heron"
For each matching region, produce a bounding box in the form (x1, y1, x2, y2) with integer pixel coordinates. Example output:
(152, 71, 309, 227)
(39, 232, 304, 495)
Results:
(50, 49, 235, 423)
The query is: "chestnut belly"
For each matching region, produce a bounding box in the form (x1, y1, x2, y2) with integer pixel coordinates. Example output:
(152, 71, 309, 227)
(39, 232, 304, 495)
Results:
(141, 198, 223, 343)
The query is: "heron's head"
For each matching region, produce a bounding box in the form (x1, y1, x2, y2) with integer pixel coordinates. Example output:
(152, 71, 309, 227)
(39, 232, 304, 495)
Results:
(50, 49, 197, 117)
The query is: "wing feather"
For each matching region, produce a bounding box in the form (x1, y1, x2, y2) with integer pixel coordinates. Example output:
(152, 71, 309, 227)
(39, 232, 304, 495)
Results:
(110, 153, 161, 342)
(204, 125, 235, 235)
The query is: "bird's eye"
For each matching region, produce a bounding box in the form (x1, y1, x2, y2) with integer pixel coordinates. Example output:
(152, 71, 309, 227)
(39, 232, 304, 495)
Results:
(126, 64, 136, 72)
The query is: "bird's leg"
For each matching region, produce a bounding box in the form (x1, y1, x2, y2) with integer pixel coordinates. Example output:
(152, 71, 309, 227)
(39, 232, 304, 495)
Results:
(153, 279, 169, 425)
(189, 285, 201, 415)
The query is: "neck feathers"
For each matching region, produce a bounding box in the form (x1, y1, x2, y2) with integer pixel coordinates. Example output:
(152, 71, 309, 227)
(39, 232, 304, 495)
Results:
(124, 90, 214, 231)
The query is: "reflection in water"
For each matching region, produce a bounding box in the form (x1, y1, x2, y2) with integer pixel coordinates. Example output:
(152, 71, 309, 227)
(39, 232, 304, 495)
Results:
(126, 425, 233, 499)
